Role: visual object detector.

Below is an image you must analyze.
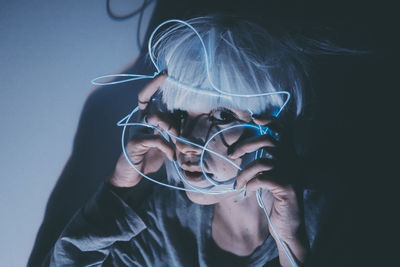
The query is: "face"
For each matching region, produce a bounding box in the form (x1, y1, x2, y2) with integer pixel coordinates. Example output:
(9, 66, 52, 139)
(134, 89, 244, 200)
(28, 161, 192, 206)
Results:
(170, 107, 254, 204)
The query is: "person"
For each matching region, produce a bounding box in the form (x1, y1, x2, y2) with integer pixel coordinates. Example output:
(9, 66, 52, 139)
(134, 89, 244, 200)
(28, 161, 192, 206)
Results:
(43, 16, 325, 267)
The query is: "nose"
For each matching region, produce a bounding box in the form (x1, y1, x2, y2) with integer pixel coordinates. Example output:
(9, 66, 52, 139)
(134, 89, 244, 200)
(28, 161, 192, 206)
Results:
(175, 138, 202, 155)
(175, 113, 208, 155)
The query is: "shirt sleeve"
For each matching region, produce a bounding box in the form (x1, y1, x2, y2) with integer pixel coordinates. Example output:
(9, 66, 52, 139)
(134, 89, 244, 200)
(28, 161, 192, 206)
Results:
(43, 182, 147, 266)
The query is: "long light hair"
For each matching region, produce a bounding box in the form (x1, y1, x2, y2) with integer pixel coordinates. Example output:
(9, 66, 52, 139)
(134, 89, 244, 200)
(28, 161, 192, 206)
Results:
(150, 15, 312, 116)
(148, 15, 358, 185)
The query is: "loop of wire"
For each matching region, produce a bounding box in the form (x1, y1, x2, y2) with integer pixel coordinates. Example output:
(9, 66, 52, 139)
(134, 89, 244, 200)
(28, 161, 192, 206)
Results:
(93, 18, 297, 266)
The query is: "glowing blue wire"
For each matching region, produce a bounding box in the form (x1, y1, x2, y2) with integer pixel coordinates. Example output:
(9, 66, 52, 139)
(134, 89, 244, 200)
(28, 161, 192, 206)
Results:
(253, 106, 298, 266)
(91, 74, 155, 86)
(199, 123, 259, 185)
(118, 105, 246, 195)
(167, 130, 241, 192)
(172, 160, 237, 194)
(256, 189, 298, 267)
(93, 18, 298, 266)
(166, 130, 242, 170)
(148, 19, 292, 106)
(184, 117, 297, 266)
(120, 109, 297, 265)
(118, 108, 201, 193)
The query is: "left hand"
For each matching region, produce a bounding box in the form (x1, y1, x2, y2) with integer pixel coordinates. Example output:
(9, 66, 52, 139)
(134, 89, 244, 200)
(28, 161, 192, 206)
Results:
(229, 116, 304, 242)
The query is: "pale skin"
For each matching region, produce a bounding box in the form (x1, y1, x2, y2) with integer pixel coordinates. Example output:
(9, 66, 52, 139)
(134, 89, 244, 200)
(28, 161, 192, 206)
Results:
(109, 73, 309, 266)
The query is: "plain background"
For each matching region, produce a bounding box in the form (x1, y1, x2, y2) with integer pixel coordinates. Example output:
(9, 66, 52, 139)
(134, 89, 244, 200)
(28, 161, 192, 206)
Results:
(0, 1, 155, 266)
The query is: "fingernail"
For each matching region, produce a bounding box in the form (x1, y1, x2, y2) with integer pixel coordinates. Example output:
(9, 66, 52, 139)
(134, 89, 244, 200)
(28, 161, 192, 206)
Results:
(236, 181, 243, 190)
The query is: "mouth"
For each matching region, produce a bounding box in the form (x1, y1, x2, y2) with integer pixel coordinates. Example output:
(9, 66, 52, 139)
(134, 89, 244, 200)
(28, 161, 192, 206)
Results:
(181, 169, 214, 183)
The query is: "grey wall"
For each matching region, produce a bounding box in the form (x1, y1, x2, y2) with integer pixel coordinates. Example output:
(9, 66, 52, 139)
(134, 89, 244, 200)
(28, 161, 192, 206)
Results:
(0, 1, 155, 266)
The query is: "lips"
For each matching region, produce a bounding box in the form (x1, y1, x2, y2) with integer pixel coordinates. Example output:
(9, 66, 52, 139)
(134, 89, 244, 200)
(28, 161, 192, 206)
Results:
(182, 169, 214, 182)
(183, 170, 203, 180)
(178, 159, 213, 182)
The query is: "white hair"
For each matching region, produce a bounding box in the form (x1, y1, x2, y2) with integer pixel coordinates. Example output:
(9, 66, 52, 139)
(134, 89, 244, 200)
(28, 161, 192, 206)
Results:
(150, 15, 311, 116)
(146, 16, 361, 186)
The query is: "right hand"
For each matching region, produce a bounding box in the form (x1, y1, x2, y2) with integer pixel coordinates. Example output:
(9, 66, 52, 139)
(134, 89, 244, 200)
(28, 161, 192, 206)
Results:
(109, 73, 177, 188)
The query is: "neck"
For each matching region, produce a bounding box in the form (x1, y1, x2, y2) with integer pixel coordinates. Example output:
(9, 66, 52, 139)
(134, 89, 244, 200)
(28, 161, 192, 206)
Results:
(212, 190, 269, 256)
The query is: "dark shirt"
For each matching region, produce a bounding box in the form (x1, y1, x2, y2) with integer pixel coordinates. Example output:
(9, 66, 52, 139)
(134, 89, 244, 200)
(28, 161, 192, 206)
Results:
(44, 182, 323, 266)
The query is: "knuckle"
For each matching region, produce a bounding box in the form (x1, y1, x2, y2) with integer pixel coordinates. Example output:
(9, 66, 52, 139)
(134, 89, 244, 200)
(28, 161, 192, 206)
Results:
(147, 113, 161, 122)
(259, 135, 275, 145)
(248, 142, 261, 151)
(255, 158, 272, 169)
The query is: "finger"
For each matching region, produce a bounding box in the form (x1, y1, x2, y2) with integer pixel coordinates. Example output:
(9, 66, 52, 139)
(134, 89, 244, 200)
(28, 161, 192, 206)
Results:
(252, 115, 284, 131)
(252, 119, 284, 142)
(236, 158, 274, 189)
(252, 116, 273, 126)
(139, 136, 175, 161)
(229, 135, 277, 159)
(138, 72, 167, 110)
(128, 135, 175, 161)
(257, 147, 277, 160)
(263, 121, 285, 135)
(146, 113, 178, 137)
(245, 176, 283, 193)
(246, 177, 296, 201)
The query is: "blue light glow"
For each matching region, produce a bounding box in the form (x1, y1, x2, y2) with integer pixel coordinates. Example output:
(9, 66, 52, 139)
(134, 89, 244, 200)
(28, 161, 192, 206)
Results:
(95, 19, 297, 266)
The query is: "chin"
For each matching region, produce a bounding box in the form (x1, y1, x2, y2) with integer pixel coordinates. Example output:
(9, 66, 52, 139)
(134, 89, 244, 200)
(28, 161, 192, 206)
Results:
(184, 190, 221, 205)
(179, 169, 236, 205)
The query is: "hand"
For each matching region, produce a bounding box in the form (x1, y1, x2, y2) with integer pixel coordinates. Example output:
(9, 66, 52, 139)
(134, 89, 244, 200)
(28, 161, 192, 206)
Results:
(109, 73, 177, 188)
(230, 116, 308, 264)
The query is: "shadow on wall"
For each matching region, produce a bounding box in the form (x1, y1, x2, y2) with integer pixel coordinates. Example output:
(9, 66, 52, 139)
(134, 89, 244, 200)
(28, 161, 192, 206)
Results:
(28, 0, 388, 266)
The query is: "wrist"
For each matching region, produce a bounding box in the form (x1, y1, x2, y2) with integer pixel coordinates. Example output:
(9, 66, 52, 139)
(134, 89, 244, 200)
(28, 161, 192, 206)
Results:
(106, 181, 135, 202)
(108, 174, 139, 188)
(277, 232, 309, 265)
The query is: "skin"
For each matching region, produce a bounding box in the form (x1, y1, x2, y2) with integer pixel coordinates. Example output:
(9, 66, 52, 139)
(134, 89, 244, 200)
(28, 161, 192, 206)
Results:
(109, 74, 309, 266)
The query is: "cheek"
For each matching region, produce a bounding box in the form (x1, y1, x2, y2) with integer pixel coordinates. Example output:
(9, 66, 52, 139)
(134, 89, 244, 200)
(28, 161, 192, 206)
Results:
(205, 126, 244, 153)
(204, 134, 242, 177)
(190, 119, 213, 140)
(199, 126, 245, 180)
(207, 155, 241, 179)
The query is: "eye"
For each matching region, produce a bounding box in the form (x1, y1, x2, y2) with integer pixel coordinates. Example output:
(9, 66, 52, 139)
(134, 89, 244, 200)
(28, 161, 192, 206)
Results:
(210, 108, 237, 125)
(172, 110, 187, 126)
